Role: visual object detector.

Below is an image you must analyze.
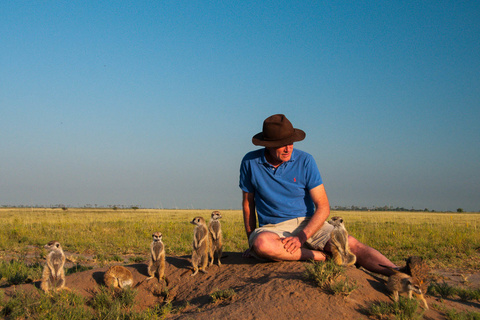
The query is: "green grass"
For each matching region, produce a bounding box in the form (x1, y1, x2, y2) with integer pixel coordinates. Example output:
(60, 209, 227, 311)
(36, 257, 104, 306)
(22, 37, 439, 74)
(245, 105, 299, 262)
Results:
(1, 208, 479, 319)
(210, 288, 236, 303)
(366, 296, 424, 320)
(304, 259, 344, 288)
(304, 259, 358, 296)
(0, 208, 479, 270)
(0, 259, 43, 285)
(428, 281, 480, 302)
(431, 302, 480, 320)
(0, 287, 174, 320)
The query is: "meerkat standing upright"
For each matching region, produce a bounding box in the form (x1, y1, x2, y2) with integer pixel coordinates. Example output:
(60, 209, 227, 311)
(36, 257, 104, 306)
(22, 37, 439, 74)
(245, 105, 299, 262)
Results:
(327, 216, 356, 266)
(190, 216, 209, 276)
(41, 240, 66, 292)
(147, 232, 166, 283)
(208, 211, 223, 266)
(383, 266, 429, 309)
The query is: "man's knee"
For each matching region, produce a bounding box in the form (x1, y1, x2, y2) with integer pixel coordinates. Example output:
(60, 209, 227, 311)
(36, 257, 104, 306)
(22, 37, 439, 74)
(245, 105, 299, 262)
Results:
(252, 232, 281, 258)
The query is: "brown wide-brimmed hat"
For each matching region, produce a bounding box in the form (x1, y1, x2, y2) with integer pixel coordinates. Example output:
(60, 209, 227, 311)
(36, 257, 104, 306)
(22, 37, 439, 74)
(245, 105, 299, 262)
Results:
(252, 114, 306, 147)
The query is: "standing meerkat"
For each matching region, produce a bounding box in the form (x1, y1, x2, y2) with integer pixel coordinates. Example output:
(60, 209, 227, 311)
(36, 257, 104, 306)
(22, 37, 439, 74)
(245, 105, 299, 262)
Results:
(104, 266, 134, 290)
(383, 266, 429, 309)
(208, 211, 223, 266)
(190, 216, 209, 276)
(147, 232, 166, 283)
(41, 240, 66, 292)
(327, 216, 356, 266)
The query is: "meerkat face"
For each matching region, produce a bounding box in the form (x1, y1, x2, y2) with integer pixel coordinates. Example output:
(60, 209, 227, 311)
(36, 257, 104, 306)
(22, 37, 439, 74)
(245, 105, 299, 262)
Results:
(190, 216, 205, 225)
(152, 232, 163, 242)
(333, 216, 343, 223)
(328, 216, 344, 226)
(44, 240, 61, 250)
(403, 278, 422, 294)
(211, 211, 222, 220)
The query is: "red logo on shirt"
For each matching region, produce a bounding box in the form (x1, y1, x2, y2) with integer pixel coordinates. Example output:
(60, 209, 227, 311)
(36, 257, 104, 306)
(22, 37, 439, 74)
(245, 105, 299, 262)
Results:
(294, 177, 296, 182)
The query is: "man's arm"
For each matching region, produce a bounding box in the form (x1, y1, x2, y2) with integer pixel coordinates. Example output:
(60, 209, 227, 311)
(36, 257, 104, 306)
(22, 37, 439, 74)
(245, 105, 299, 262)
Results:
(242, 191, 256, 241)
(281, 184, 330, 254)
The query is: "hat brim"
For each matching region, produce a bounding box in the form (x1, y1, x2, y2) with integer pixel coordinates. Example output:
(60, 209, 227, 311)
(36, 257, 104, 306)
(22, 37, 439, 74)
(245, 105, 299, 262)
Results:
(252, 129, 306, 147)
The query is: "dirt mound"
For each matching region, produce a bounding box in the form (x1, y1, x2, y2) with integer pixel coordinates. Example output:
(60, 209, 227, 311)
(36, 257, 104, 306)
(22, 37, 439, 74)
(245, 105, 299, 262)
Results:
(4, 253, 479, 319)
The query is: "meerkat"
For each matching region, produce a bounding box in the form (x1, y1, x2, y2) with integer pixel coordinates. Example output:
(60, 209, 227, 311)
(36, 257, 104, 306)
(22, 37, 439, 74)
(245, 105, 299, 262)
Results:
(382, 256, 431, 294)
(327, 216, 356, 266)
(400, 256, 430, 294)
(41, 240, 66, 292)
(208, 211, 223, 266)
(104, 266, 134, 290)
(147, 232, 166, 283)
(190, 216, 209, 276)
(383, 266, 429, 309)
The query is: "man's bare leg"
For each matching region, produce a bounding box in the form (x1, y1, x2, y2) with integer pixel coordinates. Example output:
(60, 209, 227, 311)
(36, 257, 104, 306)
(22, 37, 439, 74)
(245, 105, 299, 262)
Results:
(252, 231, 327, 261)
(338, 235, 397, 276)
(253, 232, 397, 276)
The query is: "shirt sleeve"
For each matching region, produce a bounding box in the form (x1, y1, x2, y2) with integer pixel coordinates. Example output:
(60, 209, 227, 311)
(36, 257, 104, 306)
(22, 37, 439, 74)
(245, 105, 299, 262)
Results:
(304, 154, 323, 190)
(239, 156, 255, 193)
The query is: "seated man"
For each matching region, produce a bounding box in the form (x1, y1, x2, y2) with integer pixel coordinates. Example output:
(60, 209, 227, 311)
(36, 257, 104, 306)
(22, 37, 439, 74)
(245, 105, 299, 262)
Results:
(239, 114, 397, 276)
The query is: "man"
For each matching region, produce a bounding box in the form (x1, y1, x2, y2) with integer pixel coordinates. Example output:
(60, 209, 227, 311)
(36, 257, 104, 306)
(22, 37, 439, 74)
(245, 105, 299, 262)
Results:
(239, 114, 397, 275)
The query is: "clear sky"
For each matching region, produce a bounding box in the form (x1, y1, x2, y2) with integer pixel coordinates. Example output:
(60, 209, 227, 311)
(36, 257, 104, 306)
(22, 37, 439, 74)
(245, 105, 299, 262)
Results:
(1, 1, 479, 212)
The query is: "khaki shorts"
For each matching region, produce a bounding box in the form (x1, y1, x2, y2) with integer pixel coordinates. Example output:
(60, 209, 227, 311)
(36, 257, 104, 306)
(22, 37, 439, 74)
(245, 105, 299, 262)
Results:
(248, 217, 334, 251)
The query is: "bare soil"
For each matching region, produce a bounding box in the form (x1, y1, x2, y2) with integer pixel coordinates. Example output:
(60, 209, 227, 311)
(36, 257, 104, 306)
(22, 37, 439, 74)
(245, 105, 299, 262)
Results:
(3, 252, 480, 319)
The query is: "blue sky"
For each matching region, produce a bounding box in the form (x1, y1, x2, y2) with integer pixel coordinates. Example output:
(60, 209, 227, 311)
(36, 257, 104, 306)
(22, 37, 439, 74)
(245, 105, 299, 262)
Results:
(1, 1, 479, 211)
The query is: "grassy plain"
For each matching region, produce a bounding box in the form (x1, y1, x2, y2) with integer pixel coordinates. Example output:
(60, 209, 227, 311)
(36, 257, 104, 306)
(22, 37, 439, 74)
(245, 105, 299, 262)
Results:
(0, 208, 479, 269)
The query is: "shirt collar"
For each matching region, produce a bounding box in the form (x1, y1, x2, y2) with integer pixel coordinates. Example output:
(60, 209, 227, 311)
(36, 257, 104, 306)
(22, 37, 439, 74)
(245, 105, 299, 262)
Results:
(259, 148, 297, 166)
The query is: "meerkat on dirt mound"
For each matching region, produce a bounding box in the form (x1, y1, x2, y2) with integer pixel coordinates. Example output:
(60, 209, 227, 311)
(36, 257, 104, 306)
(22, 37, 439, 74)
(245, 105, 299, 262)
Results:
(41, 240, 66, 292)
(381, 256, 430, 294)
(327, 216, 356, 266)
(383, 265, 429, 309)
(190, 216, 209, 276)
(399, 256, 430, 293)
(147, 232, 166, 283)
(104, 266, 134, 290)
(208, 211, 223, 267)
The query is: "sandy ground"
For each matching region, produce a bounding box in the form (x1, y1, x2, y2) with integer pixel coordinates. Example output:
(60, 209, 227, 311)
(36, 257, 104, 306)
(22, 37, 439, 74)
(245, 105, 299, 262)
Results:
(3, 252, 480, 319)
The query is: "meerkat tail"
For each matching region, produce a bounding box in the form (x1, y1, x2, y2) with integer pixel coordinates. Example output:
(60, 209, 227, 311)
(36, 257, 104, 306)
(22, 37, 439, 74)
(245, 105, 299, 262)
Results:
(379, 264, 399, 271)
(414, 292, 429, 309)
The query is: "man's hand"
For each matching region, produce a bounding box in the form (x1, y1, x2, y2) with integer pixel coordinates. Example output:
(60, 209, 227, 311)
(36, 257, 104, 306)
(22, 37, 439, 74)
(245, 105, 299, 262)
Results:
(281, 236, 302, 254)
(281, 231, 308, 254)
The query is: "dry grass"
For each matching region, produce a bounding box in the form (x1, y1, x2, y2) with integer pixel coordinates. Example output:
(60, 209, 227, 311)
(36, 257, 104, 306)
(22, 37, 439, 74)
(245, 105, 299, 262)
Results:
(0, 208, 479, 269)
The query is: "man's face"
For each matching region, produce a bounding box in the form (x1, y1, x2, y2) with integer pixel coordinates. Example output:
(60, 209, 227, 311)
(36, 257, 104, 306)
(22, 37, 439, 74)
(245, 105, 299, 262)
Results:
(266, 144, 293, 164)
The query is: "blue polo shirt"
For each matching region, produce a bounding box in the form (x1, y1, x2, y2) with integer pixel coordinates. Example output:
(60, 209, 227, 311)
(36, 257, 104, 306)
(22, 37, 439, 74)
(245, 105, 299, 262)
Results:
(239, 148, 323, 226)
